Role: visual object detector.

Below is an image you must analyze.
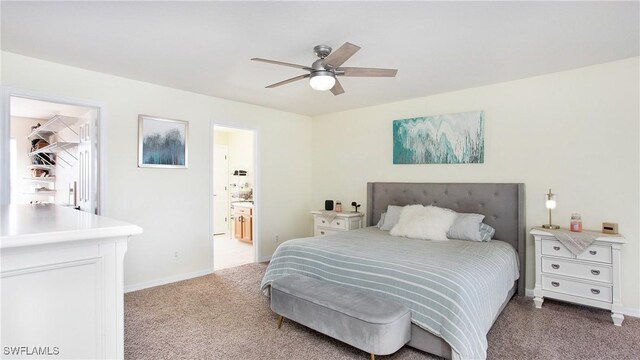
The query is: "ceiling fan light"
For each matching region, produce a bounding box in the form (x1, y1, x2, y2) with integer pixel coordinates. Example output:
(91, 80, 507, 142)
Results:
(309, 71, 336, 91)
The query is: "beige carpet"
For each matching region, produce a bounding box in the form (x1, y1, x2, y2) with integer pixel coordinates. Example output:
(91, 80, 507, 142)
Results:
(125, 263, 640, 359)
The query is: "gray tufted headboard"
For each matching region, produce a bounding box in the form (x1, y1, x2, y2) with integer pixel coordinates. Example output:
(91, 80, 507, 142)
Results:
(367, 182, 526, 295)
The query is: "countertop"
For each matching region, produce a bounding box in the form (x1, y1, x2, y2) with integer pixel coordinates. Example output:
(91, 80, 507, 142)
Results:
(1, 204, 143, 249)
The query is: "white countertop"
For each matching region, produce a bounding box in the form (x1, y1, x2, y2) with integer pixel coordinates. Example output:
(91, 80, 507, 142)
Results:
(1, 204, 143, 249)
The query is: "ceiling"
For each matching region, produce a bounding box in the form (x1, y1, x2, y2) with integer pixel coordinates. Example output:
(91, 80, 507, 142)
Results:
(2, 1, 638, 116)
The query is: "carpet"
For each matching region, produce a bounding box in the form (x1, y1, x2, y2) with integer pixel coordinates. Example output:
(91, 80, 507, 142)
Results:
(125, 263, 640, 359)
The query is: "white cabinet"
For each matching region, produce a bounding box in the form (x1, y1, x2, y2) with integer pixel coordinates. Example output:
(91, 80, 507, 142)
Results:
(311, 211, 364, 236)
(531, 229, 625, 326)
(1, 204, 142, 359)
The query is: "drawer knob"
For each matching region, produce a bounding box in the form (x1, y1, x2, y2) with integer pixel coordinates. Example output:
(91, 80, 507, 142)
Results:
(320, 231, 325, 235)
(551, 264, 560, 269)
(553, 246, 561, 251)
(591, 289, 600, 295)
(589, 250, 597, 255)
(551, 281, 560, 287)
(591, 269, 600, 275)
(336, 222, 340, 225)
(322, 220, 326, 224)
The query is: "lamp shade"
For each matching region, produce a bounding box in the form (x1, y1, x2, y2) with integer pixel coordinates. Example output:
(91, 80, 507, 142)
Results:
(545, 191, 557, 209)
(309, 71, 336, 91)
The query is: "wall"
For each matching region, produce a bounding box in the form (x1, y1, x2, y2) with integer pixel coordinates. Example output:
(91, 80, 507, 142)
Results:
(2, 52, 313, 290)
(312, 57, 640, 312)
(228, 129, 254, 198)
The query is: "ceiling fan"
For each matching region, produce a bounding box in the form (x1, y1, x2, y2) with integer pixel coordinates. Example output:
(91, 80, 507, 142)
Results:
(251, 42, 398, 95)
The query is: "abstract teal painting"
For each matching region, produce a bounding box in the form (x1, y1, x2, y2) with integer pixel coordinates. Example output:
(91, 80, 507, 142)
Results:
(393, 111, 484, 164)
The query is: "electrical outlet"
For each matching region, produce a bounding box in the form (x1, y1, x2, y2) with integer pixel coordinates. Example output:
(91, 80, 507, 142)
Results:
(174, 251, 179, 259)
(275, 235, 279, 243)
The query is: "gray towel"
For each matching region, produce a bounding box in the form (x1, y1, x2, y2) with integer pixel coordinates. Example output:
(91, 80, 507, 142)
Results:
(534, 227, 600, 255)
(321, 211, 337, 223)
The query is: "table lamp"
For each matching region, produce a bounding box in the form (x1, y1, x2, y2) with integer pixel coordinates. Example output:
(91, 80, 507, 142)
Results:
(542, 188, 560, 229)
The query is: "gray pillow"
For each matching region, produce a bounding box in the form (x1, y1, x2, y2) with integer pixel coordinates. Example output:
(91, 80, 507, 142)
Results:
(447, 213, 485, 241)
(479, 223, 496, 241)
(380, 205, 404, 231)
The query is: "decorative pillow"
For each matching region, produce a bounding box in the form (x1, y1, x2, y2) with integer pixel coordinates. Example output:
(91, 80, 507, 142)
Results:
(447, 213, 486, 241)
(479, 223, 496, 241)
(390, 205, 456, 241)
(376, 212, 387, 228)
(379, 205, 404, 231)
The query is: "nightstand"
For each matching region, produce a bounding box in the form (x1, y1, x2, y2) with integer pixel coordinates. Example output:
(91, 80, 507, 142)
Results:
(310, 211, 364, 236)
(531, 228, 626, 325)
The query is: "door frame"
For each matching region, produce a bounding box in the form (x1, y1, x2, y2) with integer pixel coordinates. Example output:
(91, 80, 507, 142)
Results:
(209, 121, 260, 272)
(0, 86, 107, 215)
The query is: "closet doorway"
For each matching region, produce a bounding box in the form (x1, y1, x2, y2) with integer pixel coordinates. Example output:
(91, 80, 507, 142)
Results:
(211, 125, 258, 271)
(1, 89, 104, 214)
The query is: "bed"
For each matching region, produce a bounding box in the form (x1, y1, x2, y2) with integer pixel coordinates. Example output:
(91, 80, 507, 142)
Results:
(261, 182, 526, 359)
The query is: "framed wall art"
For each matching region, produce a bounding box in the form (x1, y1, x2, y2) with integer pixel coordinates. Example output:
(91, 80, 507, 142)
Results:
(393, 110, 484, 164)
(138, 115, 188, 168)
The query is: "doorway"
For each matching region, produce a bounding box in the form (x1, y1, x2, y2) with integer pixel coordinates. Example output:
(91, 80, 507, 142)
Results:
(2, 91, 102, 214)
(211, 125, 257, 271)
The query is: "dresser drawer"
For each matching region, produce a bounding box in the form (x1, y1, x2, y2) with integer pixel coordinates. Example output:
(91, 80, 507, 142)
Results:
(315, 229, 339, 236)
(541, 239, 573, 259)
(542, 240, 611, 264)
(541, 257, 612, 283)
(314, 217, 347, 230)
(234, 207, 252, 216)
(576, 245, 611, 264)
(542, 275, 612, 302)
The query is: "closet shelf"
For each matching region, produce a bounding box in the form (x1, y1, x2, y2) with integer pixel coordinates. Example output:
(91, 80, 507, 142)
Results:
(23, 177, 56, 183)
(28, 164, 55, 170)
(28, 141, 78, 157)
(27, 115, 80, 141)
(23, 190, 57, 196)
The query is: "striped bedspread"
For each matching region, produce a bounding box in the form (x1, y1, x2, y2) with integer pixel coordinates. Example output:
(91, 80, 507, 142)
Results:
(260, 227, 519, 360)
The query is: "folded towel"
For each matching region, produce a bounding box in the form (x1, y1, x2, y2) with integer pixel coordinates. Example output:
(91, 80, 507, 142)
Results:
(321, 211, 337, 223)
(534, 227, 602, 255)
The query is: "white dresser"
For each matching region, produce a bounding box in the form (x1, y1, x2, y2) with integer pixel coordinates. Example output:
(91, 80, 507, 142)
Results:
(531, 228, 625, 325)
(310, 211, 364, 236)
(1, 205, 142, 359)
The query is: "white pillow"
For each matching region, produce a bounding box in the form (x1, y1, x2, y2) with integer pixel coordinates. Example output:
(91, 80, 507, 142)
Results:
(376, 212, 387, 228)
(379, 205, 404, 231)
(447, 213, 485, 241)
(390, 205, 456, 241)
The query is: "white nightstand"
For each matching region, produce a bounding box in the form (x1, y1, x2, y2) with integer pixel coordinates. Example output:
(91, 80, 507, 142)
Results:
(531, 228, 626, 325)
(310, 211, 364, 236)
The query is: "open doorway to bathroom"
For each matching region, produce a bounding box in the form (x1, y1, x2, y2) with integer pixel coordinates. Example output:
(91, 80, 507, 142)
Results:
(212, 125, 256, 271)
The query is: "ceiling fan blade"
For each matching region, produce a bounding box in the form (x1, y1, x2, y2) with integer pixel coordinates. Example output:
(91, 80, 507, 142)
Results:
(251, 58, 312, 71)
(322, 42, 361, 69)
(330, 78, 345, 96)
(265, 74, 310, 88)
(338, 67, 398, 77)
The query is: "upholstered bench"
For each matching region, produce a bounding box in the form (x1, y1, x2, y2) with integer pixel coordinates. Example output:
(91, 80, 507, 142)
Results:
(270, 274, 411, 360)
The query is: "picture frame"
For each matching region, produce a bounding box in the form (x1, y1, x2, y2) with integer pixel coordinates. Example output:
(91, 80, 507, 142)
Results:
(393, 110, 484, 164)
(138, 115, 189, 168)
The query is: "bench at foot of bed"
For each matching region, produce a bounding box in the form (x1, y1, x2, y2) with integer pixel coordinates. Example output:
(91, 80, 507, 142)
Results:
(270, 274, 411, 359)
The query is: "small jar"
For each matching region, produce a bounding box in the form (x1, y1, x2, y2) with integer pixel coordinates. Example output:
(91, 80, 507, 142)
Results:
(570, 213, 582, 232)
(335, 201, 342, 212)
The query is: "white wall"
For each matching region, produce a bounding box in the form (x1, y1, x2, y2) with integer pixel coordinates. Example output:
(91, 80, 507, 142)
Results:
(312, 57, 640, 312)
(2, 52, 313, 289)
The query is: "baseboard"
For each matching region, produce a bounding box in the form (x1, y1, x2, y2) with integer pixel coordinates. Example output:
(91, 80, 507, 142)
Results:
(259, 255, 271, 263)
(524, 288, 639, 318)
(124, 268, 213, 293)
